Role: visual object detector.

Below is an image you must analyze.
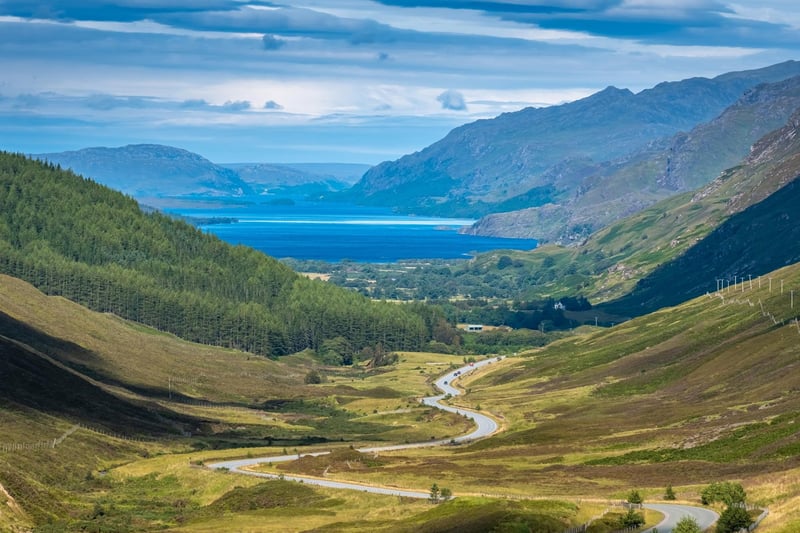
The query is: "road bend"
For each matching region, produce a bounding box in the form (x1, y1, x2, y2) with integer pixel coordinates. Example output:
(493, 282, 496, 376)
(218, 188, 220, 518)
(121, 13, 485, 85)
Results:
(208, 357, 717, 531)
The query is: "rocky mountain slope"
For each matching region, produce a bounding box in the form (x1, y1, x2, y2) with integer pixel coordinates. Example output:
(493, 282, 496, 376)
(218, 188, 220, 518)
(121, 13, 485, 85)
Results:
(347, 60, 800, 221)
(599, 109, 800, 315)
(466, 74, 800, 243)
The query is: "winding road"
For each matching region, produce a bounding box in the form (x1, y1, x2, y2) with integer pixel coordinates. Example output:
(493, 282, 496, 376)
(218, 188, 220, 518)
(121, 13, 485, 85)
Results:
(644, 503, 719, 533)
(208, 357, 717, 531)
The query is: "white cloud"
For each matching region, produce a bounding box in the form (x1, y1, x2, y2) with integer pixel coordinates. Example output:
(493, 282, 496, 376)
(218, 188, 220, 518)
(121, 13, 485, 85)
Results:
(1, 1, 799, 162)
(436, 89, 467, 111)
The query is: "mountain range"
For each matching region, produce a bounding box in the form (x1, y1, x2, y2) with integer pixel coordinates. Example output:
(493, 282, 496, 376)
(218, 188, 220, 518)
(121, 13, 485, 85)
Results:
(34, 144, 367, 201)
(345, 60, 800, 241)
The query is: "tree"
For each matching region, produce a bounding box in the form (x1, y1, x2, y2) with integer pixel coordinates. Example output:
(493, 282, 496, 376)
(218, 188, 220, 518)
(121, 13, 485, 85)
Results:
(627, 489, 643, 505)
(701, 481, 746, 507)
(429, 483, 440, 503)
(619, 508, 645, 528)
(673, 515, 701, 533)
(439, 487, 452, 501)
(716, 505, 752, 533)
(496, 255, 513, 269)
(664, 484, 676, 500)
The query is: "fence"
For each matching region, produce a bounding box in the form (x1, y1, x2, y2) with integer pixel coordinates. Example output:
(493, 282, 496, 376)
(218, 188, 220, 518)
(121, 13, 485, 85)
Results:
(710, 272, 799, 335)
(0, 423, 162, 454)
(0, 424, 79, 453)
(739, 507, 769, 532)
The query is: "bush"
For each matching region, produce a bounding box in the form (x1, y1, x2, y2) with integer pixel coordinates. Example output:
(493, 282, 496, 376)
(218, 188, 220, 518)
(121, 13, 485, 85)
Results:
(701, 481, 746, 507)
(304, 370, 322, 384)
(619, 509, 645, 528)
(673, 515, 701, 533)
(716, 505, 752, 533)
(664, 484, 676, 500)
(626, 489, 643, 504)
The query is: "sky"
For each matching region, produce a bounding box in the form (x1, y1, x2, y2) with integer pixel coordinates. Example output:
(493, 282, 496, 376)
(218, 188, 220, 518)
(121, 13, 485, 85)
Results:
(1, 1, 799, 164)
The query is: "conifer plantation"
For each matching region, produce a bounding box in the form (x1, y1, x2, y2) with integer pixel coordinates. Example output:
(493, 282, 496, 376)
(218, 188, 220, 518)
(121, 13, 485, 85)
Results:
(0, 152, 428, 357)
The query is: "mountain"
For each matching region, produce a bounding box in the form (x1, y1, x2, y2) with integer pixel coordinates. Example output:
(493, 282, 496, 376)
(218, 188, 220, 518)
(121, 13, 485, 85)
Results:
(347, 60, 800, 220)
(35, 144, 255, 198)
(465, 74, 800, 243)
(445, 104, 800, 317)
(222, 162, 369, 197)
(598, 109, 800, 316)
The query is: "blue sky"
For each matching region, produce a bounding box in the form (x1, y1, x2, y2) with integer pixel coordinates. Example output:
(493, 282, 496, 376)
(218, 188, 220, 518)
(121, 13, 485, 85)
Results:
(1, 1, 798, 163)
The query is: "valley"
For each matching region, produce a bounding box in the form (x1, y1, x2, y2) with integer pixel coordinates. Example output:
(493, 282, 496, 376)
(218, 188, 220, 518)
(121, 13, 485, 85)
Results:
(3, 55, 800, 532)
(3, 260, 797, 531)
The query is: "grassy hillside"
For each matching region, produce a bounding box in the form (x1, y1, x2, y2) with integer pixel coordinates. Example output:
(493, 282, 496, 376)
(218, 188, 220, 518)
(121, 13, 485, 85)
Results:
(5, 258, 800, 529)
(448, 107, 800, 312)
(315, 261, 800, 529)
(0, 274, 476, 531)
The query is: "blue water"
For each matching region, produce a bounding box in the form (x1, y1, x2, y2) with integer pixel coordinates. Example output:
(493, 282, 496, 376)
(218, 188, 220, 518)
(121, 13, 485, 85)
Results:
(166, 202, 537, 262)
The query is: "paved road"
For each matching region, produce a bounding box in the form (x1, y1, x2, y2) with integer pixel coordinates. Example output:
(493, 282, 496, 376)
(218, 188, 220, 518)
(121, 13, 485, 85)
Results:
(644, 503, 719, 532)
(208, 358, 718, 531)
(207, 358, 500, 496)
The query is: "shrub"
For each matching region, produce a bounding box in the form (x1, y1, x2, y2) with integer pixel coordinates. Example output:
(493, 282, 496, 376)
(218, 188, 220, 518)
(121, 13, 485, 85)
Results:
(716, 506, 752, 533)
(626, 489, 643, 505)
(673, 515, 701, 533)
(619, 509, 645, 528)
(304, 370, 322, 384)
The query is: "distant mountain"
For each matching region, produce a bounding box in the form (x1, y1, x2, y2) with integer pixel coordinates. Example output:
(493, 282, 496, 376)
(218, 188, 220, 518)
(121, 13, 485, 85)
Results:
(222, 162, 369, 197)
(34, 145, 369, 200)
(465, 74, 800, 243)
(35, 144, 254, 198)
(347, 60, 800, 220)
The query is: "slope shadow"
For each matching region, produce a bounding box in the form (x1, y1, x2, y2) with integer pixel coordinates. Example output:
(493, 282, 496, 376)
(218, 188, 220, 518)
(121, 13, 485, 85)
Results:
(0, 312, 207, 436)
(600, 177, 800, 317)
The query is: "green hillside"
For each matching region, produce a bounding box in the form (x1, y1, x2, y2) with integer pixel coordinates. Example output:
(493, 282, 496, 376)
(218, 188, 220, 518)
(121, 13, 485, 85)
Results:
(449, 107, 800, 312)
(0, 152, 428, 357)
(603, 177, 800, 316)
(333, 261, 800, 530)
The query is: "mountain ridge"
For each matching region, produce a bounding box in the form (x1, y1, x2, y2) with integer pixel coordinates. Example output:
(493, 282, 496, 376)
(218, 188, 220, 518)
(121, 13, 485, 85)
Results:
(464, 74, 800, 243)
(34, 144, 370, 201)
(347, 60, 800, 221)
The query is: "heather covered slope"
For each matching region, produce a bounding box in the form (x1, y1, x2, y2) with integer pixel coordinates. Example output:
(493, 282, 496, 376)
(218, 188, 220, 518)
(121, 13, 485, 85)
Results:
(343, 262, 800, 530)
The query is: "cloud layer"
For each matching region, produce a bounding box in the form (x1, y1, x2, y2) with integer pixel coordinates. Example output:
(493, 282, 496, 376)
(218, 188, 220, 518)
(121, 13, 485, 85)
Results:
(0, 1, 798, 163)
